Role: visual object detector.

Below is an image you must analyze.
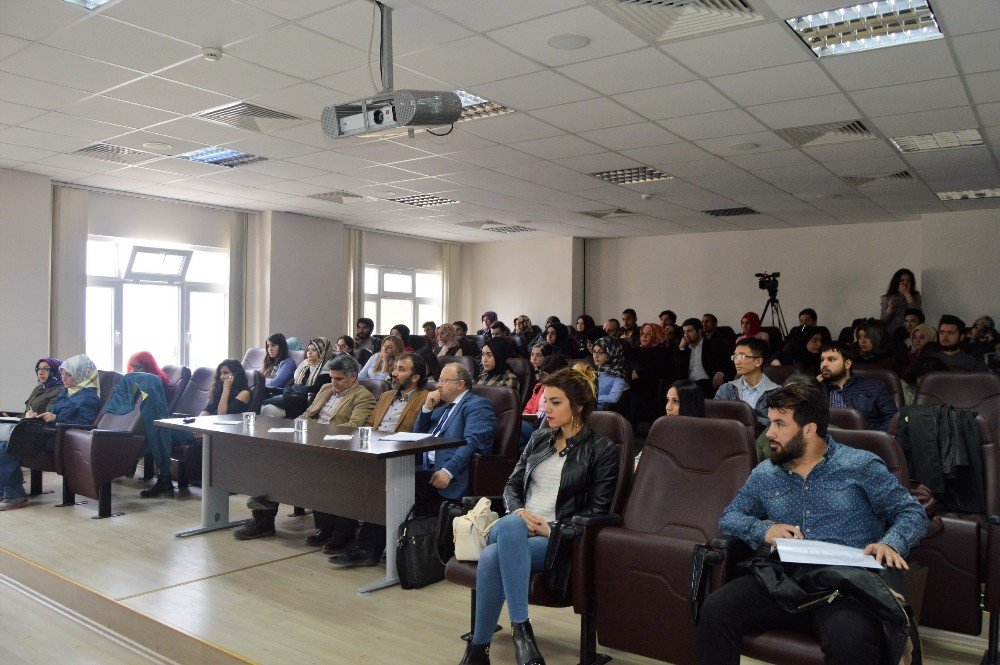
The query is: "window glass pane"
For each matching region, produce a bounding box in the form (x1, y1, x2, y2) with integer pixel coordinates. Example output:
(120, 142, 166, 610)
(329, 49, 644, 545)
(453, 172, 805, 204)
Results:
(129, 249, 187, 277)
(122, 284, 180, 368)
(86, 240, 119, 278)
(186, 251, 229, 284)
(379, 299, 413, 334)
(364, 267, 379, 295)
(189, 291, 228, 370)
(363, 300, 378, 334)
(415, 272, 442, 299)
(418, 304, 441, 331)
(383, 272, 413, 294)
(85, 286, 115, 371)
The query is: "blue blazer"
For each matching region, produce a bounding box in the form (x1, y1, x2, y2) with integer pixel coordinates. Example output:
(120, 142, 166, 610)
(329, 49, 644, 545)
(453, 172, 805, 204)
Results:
(414, 391, 496, 500)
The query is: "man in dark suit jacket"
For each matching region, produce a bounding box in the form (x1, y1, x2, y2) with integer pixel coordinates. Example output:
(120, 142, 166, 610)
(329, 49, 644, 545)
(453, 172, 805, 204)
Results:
(677, 317, 735, 397)
(330, 360, 495, 569)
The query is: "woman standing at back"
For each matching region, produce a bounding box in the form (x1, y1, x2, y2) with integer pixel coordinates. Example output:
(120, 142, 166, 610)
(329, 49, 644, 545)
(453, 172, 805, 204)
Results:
(880, 268, 921, 335)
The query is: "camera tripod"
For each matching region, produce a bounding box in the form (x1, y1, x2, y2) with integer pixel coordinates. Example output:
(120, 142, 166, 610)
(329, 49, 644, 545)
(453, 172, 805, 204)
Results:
(760, 294, 789, 339)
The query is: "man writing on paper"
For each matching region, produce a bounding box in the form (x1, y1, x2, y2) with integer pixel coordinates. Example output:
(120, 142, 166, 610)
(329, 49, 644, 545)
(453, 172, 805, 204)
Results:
(698, 382, 927, 665)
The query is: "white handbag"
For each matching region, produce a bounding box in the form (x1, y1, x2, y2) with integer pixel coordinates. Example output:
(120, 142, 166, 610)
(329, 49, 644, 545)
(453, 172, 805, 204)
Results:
(452, 497, 500, 561)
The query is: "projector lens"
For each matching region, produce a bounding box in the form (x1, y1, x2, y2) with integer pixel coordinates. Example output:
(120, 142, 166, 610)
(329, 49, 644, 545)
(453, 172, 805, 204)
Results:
(373, 109, 384, 124)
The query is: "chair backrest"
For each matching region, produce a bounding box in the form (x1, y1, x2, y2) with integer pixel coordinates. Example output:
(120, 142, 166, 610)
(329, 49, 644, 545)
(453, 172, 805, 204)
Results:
(245, 369, 265, 414)
(714, 326, 736, 341)
(288, 349, 306, 365)
(96, 393, 145, 434)
(586, 411, 634, 514)
(358, 378, 389, 402)
(467, 334, 486, 349)
(408, 334, 430, 350)
(837, 326, 854, 343)
(704, 400, 757, 455)
(509, 334, 526, 356)
(439, 355, 478, 379)
(241, 347, 265, 371)
(469, 384, 519, 457)
(161, 364, 191, 412)
(760, 326, 782, 351)
(353, 348, 373, 366)
(834, 429, 909, 486)
(853, 366, 905, 410)
(975, 414, 1000, 516)
(916, 372, 1000, 445)
(171, 366, 214, 416)
(95, 370, 123, 421)
(625, 415, 753, 542)
(763, 364, 798, 386)
(506, 357, 534, 408)
(829, 407, 865, 430)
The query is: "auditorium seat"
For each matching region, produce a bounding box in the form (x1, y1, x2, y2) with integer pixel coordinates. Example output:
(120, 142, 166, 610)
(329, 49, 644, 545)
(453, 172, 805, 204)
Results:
(837, 326, 854, 343)
(288, 349, 306, 365)
(141, 364, 191, 480)
(439, 355, 477, 379)
(170, 367, 214, 417)
(245, 369, 265, 414)
(353, 348, 372, 366)
(466, 384, 520, 496)
(241, 347, 265, 371)
(358, 379, 389, 402)
(763, 364, 797, 386)
(466, 334, 485, 350)
(704, 399, 757, 458)
(853, 366, 905, 410)
(828, 407, 865, 430)
(916, 371, 1000, 453)
(505, 357, 533, 408)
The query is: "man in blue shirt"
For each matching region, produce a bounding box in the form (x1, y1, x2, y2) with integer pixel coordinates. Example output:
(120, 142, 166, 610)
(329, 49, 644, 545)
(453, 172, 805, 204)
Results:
(817, 342, 898, 431)
(713, 337, 780, 427)
(698, 382, 927, 665)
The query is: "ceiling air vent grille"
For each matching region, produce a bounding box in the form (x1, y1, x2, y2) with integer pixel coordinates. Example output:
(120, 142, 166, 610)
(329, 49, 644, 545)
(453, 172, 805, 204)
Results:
(596, 0, 762, 44)
(776, 120, 875, 147)
(197, 102, 304, 133)
(308, 190, 373, 204)
(482, 224, 534, 234)
(72, 143, 159, 165)
(702, 206, 759, 217)
(579, 208, 638, 219)
(591, 166, 671, 185)
(843, 171, 913, 187)
(390, 194, 457, 207)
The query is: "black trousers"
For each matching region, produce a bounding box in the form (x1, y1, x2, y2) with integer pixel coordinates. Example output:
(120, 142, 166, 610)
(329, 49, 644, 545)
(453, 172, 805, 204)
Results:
(313, 469, 443, 553)
(698, 575, 882, 665)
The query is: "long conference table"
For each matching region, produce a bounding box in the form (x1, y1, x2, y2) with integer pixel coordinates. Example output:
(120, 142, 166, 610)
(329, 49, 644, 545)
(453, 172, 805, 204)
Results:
(157, 415, 464, 594)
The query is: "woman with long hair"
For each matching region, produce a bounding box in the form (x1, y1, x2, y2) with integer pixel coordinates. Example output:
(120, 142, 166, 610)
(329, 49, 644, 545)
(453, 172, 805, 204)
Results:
(634, 379, 705, 469)
(261, 333, 295, 389)
(769, 326, 830, 376)
(260, 337, 334, 419)
(359, 335, 404, 381)
(880, 268, 921, 335)
(205, 359, 251, 416)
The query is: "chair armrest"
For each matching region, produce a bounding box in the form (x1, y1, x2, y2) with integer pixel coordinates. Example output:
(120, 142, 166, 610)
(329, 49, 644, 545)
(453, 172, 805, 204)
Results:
(710, 536, 744, 550)
(460, 495, 504, 508)
(988, 514, 1000, 526)
(572, 513, 622, 527)
(55, 423, 95, 431)
(91, 429, 138, 437)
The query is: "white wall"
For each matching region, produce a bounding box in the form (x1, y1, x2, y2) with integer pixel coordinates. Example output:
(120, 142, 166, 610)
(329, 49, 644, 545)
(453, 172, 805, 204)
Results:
(0, 169, 52, 410)
(267, 211, 347, 343)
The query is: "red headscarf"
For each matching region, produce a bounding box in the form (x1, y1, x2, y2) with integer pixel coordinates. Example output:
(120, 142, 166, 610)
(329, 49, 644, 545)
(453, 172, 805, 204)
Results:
(639, 323, 667, 348)
(741, 311, 762, 337)
(127, 351, 168, 383)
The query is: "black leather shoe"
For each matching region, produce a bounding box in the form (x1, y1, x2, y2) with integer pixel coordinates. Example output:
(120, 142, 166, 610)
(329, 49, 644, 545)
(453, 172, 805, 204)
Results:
(233, 518, 276, 540)
(458, 641, 490, 665)
(329, 546, 380, 568)
(321, 535, 353, 554)
(305, 529, 333, 546)
(139, 475, 174, 498)
(511, 620, 545, 665)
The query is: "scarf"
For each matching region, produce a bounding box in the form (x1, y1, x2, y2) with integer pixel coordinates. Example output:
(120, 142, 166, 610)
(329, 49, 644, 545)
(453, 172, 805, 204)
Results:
(61, 354, 100, 396)
(639, 323, 667, 348)
(36, 357, 63, 389)
(741, 311, 763, 337)
(595, 336, 628, 380)
(293, 337, 333, 386)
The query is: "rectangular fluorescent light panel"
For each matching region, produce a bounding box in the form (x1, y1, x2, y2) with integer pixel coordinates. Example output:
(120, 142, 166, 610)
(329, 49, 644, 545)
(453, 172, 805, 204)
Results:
(591, 166, 671, 185)
(454, 90, 514, 122)
(936, 188, 1000, 201)
(63, 0, 115, 9)
(177, 146, 266, 168)
(891, 129, 983, 153)
(786, 1, 942, 57)
(390, 195, 457, 207)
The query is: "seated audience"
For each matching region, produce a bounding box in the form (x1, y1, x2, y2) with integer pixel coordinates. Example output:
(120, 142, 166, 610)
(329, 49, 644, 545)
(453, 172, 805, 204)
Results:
(1, 355, 102, 510)
(854, 319, 902, 370)
(235, 355, 374, 541)
(619, 308, 639, 346)
(735, 311, 769, 348)
(701, 313, 719, 339)
(354, 317, 378, 354)
(433, 322, 466, 357)
(659, 310, 677, 327)
(880, 268, 921, 335)
(313, 353, 431, 555)
(770, 326, 829, 376)
(966, 315, 997, 356)
(513, 314, 541, 348)
(260, 337, 334, 419)
(459, 366, 618, 665)
(678, 317, 734, 397)
(523, 355, 570, 420)
(528, 342, 547, 383)
(359, 335, 404, 381)
(544, 321, 574, 357)
(635, 379, 705, 468)
(489, 321, 517, 355)
(262, 333, 296, 390)
(422, 321, 437, 343)
(899, 323, 941, 394)
(453, 320, 470, 337)
(127, 351, 169, 391)
(926, 315, 988, 372)
(603, 318, 621, 338)
(591, 336, 629, 410)
(570, 314, 597, 358)
(892, 307, 925, 349)
(205, 360, 252, 416)
(476, 337, 520, 394)
(25, 358, 65, 416)
(478, 311, 498, 337)
(390, 324, 417, 352)
(780, 308, 819, 350)
(629, 322, 674, 424)
(335, 335, 354, 354)
(663, 322, 681, 349)
(715, 338, 780, 428)
(798, 308, 818, 327)
(817, 342, 897, 431)
(699, 382, 927, 665)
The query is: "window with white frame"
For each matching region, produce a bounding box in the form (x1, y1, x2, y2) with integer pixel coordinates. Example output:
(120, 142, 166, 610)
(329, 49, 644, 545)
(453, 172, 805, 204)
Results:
(363, 265, 442, 335)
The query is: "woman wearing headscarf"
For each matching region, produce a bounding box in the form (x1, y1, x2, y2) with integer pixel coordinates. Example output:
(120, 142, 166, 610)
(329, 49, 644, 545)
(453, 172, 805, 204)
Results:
(591, 336, 629, 410)
(478, 311, 498, 336)
(569, 314, 597, 358)
(628, 323, 674, 425)
(433, 323, 465, 357)
(0, 354, 102, 510)
(854, 319, 903, 370)
(900, 323, 944, 393)
(543, 322, 574, 357)
(476, 337, 521, 393)
(513, 314, 541, 348)
(768, 326, 830, 376)
(24, 358, 65, 416)
(735, 311, 770, 348)
(261, 337, 335, 419)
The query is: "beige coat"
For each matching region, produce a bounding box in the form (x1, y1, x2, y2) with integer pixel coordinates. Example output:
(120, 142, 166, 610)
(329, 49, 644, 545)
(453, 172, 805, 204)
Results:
(367, 388, 429, 432)
(301, 382, 374, 426)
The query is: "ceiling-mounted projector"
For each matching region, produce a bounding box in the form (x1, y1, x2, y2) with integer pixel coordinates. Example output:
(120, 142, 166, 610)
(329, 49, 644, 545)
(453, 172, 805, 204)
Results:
(321, 89, 462, 139)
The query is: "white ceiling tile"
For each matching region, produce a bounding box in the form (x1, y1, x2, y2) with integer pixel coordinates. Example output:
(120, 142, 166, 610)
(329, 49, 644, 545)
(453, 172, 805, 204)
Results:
(61, 95, 180, 130)
(694, 131, 793, 157)
(159, 57, 299, 100)
(105, 76, 236, 115)
(390, 156, 465, 177)
(619, 142, 714, 167)
(298, 172, 382, 192)
(867, 106, 979, 138)
(395, 35, 543, 87)
(306, 3, 472, 56)
(231, 158, 328, 180)
(0, 72, 89, 110)
(850, 77, 969, 117)
(227, 25, 367, 80)
(801, 140, 898, 163)
(0, 44, 141, 93)
(509, 134, 604, 160)
(659, 157, 745, 177)
(494, 161, 600, 190)
(0, 100, 48, 125)
(18, 163, 91, 181)
(978, 102, 1000, 127)
(298, 0, 379, 51)
(256, 180, 336, 197)
(104, 0, 283, 48)
(405, 127, 497, 153)
(416, 0, 587, 33)
(313, 65, 386, 101)
(664, 23, 812, 78)
(967, 70, 1000, 104)
(225, 134, 320, 160)
(614, 80, 735, 121)
(239, 0, 344, 20)
(143, 117, 255, 147)
(0, 125, 91, 152)
(725, 149, 815, 170)
(487, 5, 648, 67)
(0, 0, 88, 41)
(445, 145, 539, 169)
(822, 40, 959, 91)
(747, 93, 861, 129)
(657, 108, 768, 141)
(0, 33, 31, 60)
(286, 150, 378, 172)
(106, 130, 207, 156)
(33, 152, 128, 174)
(933, 0, 1000, 36)
(711, 61, 839, 106)
(336, 139, 432, 164)
(551, 152, 642, 174)
(578, 122, 681, 151)
(139, 157, 230, 177)
(200, 169, 287, 188)
(268, 122, 331, 148)
(529, 97, 644, 133)
(45, 15, 198, 72)
(248, 83, 344, 121)
(456, 114, 561, 143)
(0, 142, 56, 163)
(753, 162, 838, 184)
(105, 166, 186, 184)
(559, 47, 696, 96)
(825, 155, 909, 176)
(470, 70, 599, 111)
(20, 112, 131, 141)
(902, 146, 994, 171)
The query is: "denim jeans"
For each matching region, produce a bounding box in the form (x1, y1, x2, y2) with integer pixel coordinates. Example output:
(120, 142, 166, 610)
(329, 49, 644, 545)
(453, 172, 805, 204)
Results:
(472, 513, 549, 645)
(0, 441, 27, 500)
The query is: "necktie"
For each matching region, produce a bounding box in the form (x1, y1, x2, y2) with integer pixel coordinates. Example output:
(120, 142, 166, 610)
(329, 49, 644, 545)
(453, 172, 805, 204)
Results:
(431, 402, 455, 436)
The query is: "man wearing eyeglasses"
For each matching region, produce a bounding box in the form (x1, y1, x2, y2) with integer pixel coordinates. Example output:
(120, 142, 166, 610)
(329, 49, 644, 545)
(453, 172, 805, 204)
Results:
(714, 337, 781, 427)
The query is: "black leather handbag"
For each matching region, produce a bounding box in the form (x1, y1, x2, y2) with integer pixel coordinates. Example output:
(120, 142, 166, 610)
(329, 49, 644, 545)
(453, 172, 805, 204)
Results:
(544, 522, 579, 600)
(395, 504, 446, 590)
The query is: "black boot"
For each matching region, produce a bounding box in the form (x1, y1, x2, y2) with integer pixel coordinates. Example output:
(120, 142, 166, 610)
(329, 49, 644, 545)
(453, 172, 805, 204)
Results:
(511, 620, 545, 665)
(458, 641, 490, 665)
(140, 475, 174, 498)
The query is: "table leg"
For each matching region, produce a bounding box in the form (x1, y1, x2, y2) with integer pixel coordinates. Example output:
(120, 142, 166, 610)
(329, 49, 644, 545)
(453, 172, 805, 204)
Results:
(175, 433, 244, 538)
(357, 455, 414, 594)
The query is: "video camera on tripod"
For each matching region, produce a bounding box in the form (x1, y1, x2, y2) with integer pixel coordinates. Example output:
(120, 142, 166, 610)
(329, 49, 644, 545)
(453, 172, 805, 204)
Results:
(755, 271, 780, 299)
(755, 271, 787, 337)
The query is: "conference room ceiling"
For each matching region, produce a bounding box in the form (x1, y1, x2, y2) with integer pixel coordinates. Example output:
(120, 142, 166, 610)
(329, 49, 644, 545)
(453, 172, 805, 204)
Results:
(1, 0, 998, 242)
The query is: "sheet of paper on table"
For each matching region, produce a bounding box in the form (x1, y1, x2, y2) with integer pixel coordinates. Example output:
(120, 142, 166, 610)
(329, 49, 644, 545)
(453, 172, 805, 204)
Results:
(323, 434, 353, 440)
(214, 420, 243, 425)
(775, 538, 883, 569)
(268, 427, 296, 433)
(379, 432, 429, 441)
